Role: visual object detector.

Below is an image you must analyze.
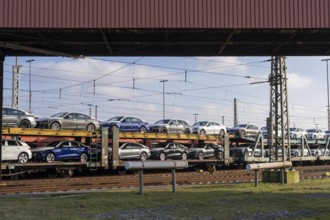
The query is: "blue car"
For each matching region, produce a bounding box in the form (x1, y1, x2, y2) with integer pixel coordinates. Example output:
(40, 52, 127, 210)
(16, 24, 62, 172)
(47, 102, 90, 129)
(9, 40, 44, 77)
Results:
(100, 116, 149, 133)
(32, 141, 90, 163)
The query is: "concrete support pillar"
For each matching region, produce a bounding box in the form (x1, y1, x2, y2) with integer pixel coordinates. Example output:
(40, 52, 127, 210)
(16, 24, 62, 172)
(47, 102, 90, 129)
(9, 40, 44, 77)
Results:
(0, 55, 5, 181)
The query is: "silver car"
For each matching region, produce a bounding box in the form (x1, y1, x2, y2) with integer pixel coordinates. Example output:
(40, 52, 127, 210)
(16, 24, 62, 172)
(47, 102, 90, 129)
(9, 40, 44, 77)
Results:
(310, 146, 329, 156)
(1, 139, 32, 163)
(226, 124, 261, 137)
(108, 142, 151, 161)
(192, 121, 226, 136)
(2, 107, 37, 128)
(149, 119, 192, 134)
(306, 129, 327, 140)
(188, 143, 224, 160)
(289, 128, 307, 139)
(37, 112, 100, 131)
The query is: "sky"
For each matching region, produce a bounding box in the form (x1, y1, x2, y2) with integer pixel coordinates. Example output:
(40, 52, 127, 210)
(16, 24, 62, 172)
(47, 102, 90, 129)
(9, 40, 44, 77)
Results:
(2, 56, 329, 130)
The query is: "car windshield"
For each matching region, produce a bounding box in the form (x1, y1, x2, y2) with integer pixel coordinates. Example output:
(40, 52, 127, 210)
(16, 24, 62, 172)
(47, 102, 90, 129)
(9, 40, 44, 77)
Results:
(290, 128, 297, 131)
(191, 144, 202, 148)
(47, 141, 60, 147)
(50, 112, 68, 117)
(193, 121, 208, 126)
(155, 119, 171, 124)
(107, 116, 124, 121)
(307, 129, 316, 132)
(235, 124, 247, 128)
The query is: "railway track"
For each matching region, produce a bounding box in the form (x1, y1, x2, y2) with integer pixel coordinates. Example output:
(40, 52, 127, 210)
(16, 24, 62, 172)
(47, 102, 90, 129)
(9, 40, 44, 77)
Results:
(0, 165, 329, 195)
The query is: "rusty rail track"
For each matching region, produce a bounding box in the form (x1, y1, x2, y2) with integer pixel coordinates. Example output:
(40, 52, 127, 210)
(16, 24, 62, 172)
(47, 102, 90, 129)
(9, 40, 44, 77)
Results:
(0, 165, 329, 195)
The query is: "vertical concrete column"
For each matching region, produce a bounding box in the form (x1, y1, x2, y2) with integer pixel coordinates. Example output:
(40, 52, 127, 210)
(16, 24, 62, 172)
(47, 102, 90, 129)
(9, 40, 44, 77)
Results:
(0, 55, 5, 181)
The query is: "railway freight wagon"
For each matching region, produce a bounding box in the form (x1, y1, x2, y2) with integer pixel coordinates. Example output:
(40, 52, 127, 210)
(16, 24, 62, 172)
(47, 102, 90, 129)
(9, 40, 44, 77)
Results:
(2, 127, 330, 179)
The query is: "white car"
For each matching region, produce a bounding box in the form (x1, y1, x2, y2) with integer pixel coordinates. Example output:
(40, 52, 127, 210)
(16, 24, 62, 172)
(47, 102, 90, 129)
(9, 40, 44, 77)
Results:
(192, 121, 226, 136)
(1, 139, 32, 163)
(260, 126, 282, 138)
(310, 146, 329, 157)
(291, 146, 310, 157)
(289, 128, 307, 139)
(306, 129, 327, 140)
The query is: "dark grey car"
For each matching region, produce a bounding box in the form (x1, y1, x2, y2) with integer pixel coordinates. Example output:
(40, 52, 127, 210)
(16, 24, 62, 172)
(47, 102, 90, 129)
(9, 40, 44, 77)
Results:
(149, 119, 192, 134)
(36, 112, 100, 131)
(2, 107, 37, 128)
(150, 142, 189, 160)
(188, 143, 224, 160)
(108, 142, 151, 161)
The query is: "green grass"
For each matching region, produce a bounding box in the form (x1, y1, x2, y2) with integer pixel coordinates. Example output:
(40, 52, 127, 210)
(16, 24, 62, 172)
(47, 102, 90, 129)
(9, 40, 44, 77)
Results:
(1, 179, 330, 219)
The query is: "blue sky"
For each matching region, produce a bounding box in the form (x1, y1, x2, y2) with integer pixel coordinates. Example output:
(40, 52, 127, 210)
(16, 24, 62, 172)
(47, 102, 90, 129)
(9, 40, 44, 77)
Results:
(2, 56, 329, 130)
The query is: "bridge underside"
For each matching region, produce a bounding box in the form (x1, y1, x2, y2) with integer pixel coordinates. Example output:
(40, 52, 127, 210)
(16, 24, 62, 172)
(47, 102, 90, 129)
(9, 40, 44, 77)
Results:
(1, 28, 330, 57)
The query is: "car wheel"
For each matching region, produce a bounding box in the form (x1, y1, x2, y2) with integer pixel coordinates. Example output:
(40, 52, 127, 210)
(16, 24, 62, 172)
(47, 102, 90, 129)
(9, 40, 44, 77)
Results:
(200, 130, 206, 135)
(139, 127, 147, 133)
(324, 135, 327, 140)
(293, 134, 297, 139)
(198, 152, 204, 160)
(140, 152, 148, 161)
(160, 152, 166, 160)
(240, 130, 246, 137)
(161, 128, 168, 133)
(86, 124, 96, 131)
(184, 128, 191, 134)
(181, 152, 188, 160)
(220, 129, 225, 137)
(80, 153, 88, 162)
(111, 125, 119, 132)
(19, 120, 31, 128)
(18, 152, 29, 164)
(50, 122, 61, 130)
(46, 153, 56, 163)
(294, 151, 299, 157)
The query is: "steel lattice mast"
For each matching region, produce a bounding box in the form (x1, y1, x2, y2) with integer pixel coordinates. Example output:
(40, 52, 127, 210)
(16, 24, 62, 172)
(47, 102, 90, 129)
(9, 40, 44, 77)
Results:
(268, 56, 291, 163)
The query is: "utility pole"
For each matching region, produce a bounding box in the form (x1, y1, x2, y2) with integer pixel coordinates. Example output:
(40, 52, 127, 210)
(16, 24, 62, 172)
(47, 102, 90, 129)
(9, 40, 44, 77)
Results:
(160, 80, 168, 119)
(95, 105, 98, 119)
(0, 55, 5, 180)
(12, 57, 22, 109)
(222, 116, 225, 125)
(321, 58, 330, 130)
(87, 104, 93, 117)
(193, 113, 198, 123)
(26, 59, 34, 113)
(234, 98, 237, 126)
(269, 56, 290, 185)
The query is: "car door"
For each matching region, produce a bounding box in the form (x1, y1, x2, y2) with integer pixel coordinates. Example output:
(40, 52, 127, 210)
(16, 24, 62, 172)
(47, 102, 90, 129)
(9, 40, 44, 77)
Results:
(176, 120, 185, 133)
(120, 117, 131, 131)
(5, 108, 23, 127)
(6, 140, 21, 160)
(168, 120, 177, 133)
(62, 113, 77, 129)
(69, 141, 81, 159)
(204, 144, 214, 158)
(207, 122, 215, 134)
(75, 113, 90, 129)
(1, 140, 9, 160)
(174, 143, 183, 157)
(53, 141, 70, 159)
(2, 108, 10, 127)
(211, 122, 220, 134)
(131, 117, 142, 132)
(128, 143, 141, 159)
(165, 143, 176, 158)
(119, 143, 130, 159)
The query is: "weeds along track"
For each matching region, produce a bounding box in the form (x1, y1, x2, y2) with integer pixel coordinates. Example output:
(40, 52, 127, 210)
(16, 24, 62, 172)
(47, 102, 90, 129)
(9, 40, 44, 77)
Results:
(0, 165, 329, 195)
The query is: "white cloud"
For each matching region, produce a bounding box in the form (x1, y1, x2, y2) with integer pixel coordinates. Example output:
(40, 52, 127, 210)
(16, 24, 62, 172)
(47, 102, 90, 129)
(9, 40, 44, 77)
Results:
(196, 57, 248, 75)
(287, 72, 313, 89)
